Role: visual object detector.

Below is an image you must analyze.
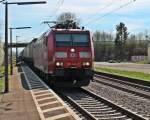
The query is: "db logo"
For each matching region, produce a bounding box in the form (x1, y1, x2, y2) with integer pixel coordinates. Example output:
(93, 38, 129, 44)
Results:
(70, 53, 76, 58)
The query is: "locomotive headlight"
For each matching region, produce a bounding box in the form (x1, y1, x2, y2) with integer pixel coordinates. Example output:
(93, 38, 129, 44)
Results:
(56, 62, 63, 67)
(60, 62, 63, 66)
(86, 62, 90, 66)
(56, 62, 60, 66)
(83, 62, 90, 66)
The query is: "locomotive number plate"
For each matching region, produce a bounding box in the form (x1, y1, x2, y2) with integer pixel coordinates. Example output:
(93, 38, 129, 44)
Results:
(70, 53, 76, 58)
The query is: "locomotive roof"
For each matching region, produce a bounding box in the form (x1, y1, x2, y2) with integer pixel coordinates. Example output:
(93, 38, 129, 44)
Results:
(29, 38, 37, 44)
(51, 28, 89, 32)
(38, 29, 90, 38)
(35, 28, 90, 43)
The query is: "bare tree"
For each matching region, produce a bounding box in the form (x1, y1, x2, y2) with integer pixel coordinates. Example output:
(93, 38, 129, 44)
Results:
(57, 12, 80, 25)
(93, 31, 114, 61)
(93, 31, 101, 41)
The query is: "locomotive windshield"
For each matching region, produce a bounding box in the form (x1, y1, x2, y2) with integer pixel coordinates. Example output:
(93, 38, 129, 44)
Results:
(55, 33, 89, 47)
(55, 34, 72, 46)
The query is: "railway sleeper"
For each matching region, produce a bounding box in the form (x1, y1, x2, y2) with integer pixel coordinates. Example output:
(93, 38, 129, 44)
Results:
(83, 105, 109, 109)
(79, 103, 104, 106)
(93, 112, 123, 117)
(90, 110, 117, 114)
(98, 115, 129, 120)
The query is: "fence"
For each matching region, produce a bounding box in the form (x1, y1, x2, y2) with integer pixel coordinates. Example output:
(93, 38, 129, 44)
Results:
(131, 55, 147, 62)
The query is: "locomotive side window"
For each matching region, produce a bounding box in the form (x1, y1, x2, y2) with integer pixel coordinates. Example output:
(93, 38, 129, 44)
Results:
(43, 37, 48, 46)
(55, 34, 71, 46)
(72, 34, 89, 46)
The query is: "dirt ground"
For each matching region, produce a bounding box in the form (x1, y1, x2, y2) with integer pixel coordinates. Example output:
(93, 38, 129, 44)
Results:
(94, 62, 150, 74)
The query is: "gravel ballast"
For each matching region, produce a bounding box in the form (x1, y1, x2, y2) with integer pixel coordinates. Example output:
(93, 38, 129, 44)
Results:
(84, 82, 150, 119)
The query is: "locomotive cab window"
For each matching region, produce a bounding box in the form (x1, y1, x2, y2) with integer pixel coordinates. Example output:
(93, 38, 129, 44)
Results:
(43, 37, 48, 46)
(72, 34, 89, 46)
(55, 34, 71, 46)
(55, 33, 90, 47)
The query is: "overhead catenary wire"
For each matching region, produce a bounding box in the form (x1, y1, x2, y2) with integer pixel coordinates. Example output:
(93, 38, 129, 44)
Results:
(40, 0, 64, 30)
(84, 0, 136, 26)
(12, 1, 65, 52)
(49, 0, 64, 20)
(54, 0, 64, 13)
(57, 0, 64, 7)
(53, 0, 64, 19)
(84, 0, 114, 24)
(17, 37, 35, 43)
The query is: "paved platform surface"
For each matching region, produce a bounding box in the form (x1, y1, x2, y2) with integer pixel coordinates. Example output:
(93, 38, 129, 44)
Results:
(95, 62, 150, 74)
(21, 65, 80, 120)
(0, 67, 40, 120)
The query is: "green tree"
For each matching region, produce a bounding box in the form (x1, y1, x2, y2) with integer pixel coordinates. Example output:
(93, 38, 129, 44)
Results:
(125, 35, 136, 60)
(93, 31, 114, 61)
(115, 22, 129, 61)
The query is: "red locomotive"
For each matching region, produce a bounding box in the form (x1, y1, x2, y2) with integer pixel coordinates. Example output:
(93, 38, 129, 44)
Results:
(20, 21, 94, 87)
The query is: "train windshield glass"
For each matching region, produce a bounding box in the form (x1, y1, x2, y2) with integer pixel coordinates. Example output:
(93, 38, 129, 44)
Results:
(55, 34, 72, 46)
(55, 33, 89, 47)
(72, 34, 89, 46)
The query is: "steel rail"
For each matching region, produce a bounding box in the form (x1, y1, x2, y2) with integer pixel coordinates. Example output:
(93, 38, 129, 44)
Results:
(94, 76, 150, 99)
(54, 88, 147, 120)
(81, 88, 147, 120)
(54, 88, 97, 120)
(94, 74, 150, 92)
(94, 71, 150, 87)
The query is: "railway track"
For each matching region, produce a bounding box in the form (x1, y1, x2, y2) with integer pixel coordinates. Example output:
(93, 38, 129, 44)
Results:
(54, 88, 147, 120)
(94, 73, 150, 100)
(60, 96, 89, 120)
(22, 65, 149, 120)
(94, 71, 150, 87)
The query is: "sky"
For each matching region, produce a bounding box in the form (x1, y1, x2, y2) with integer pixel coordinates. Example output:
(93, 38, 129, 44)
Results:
(0, 0, 150, 44)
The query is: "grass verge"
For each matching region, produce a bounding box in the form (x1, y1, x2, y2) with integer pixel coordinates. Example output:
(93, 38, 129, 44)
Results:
(135, 60, 150, 64)
(95, 67, 150, 81)
(0, 77, 4, 93)
(0, 66, 4, 93)
(0, 64, 13, 93)
(0, 66, 4, 73)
